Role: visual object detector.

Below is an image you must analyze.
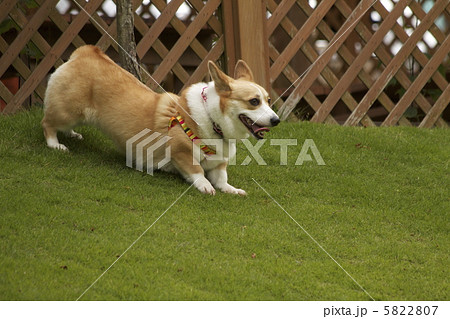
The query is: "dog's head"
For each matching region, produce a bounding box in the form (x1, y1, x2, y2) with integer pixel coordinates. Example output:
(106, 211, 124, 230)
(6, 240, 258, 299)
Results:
(208, 60, 280, 139)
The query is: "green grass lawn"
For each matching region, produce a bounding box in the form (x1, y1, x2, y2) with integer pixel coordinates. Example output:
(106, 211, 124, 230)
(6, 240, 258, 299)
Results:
(1, 107, 449, 300)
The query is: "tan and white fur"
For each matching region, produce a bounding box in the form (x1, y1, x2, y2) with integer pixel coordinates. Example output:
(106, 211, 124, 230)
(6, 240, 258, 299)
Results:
(42, 45, 279, 195)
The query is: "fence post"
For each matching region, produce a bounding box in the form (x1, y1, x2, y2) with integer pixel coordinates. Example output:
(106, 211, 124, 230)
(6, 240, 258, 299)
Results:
(221, 0, 238, 76)
(233, 0, 270, 91)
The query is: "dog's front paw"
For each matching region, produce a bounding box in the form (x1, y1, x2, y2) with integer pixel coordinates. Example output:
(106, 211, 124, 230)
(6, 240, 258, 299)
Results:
(194, 178, 216, 195)
(49, 143, 69, 151)
(220, 184, 247, 196)
(198, 184, 216, 195)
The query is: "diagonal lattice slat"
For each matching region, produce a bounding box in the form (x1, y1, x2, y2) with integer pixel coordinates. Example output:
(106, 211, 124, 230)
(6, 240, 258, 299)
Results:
(420, 84, 450, 128)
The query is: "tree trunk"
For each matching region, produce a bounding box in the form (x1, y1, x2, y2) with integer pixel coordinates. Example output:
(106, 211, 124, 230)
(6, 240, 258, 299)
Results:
(117, 0, 142, 81)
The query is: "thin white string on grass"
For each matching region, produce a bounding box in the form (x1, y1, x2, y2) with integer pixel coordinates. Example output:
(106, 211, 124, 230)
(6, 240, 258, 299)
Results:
(76, 180, 196, 301)
(252, 178, 376, 301)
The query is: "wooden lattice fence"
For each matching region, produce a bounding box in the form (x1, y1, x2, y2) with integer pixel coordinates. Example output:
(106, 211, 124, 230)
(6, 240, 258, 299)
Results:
(0, 0, 227, 114)
(267, 0, 450, 127)
(1, 0, 449, 128)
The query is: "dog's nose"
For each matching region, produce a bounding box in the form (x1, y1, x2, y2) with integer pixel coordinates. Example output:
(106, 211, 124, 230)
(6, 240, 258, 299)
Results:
(270, 116, 280, 126)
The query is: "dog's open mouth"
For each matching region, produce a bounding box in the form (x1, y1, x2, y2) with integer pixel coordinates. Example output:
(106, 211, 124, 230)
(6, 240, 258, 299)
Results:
(239, 114, 270, 139)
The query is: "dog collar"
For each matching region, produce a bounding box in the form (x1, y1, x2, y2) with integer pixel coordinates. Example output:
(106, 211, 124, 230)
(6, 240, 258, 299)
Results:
(201, 86, 224, 138)
(169, 114, 216, 156)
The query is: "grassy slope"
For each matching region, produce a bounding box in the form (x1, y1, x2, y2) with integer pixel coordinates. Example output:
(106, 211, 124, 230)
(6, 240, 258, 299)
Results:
(0, 107, 448, 300)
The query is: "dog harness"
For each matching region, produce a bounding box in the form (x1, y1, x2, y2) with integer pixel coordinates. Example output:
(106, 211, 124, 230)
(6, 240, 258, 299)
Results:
(168, 114, 216, 156)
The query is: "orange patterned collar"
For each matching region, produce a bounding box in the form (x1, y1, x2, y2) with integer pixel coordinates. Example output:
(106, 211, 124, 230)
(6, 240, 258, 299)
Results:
(169, 114, 216, 156)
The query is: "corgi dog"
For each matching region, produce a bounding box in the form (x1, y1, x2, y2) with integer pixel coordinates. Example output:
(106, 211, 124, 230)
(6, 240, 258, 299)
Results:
(42, 45, 279, 195)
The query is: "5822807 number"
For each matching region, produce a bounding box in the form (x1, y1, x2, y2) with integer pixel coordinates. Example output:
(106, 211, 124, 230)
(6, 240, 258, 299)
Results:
(384, 306, 438, 316)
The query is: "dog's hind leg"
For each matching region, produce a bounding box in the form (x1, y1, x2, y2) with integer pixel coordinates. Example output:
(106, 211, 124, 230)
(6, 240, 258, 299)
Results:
(41, 111, 83, 151)
(66, 130, 83, 140)
(41, 120, 69, 151)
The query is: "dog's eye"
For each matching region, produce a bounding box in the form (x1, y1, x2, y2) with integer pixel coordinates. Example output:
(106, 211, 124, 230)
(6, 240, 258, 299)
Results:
(268, 98, 271, 105)
(249, 98, 260, 106)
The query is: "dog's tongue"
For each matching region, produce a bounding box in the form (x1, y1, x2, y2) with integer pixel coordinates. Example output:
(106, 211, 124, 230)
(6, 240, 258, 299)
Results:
(239, 114, 270, 139)
(253, 125, 270, 138)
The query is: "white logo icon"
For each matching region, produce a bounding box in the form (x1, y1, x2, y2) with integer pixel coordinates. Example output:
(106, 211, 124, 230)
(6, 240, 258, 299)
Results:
(126, 129, 171, 175)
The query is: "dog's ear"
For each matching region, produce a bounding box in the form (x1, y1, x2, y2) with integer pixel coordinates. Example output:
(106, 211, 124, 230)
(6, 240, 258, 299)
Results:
(234, 60, 254, 82)
(208, 61, 231, 94)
